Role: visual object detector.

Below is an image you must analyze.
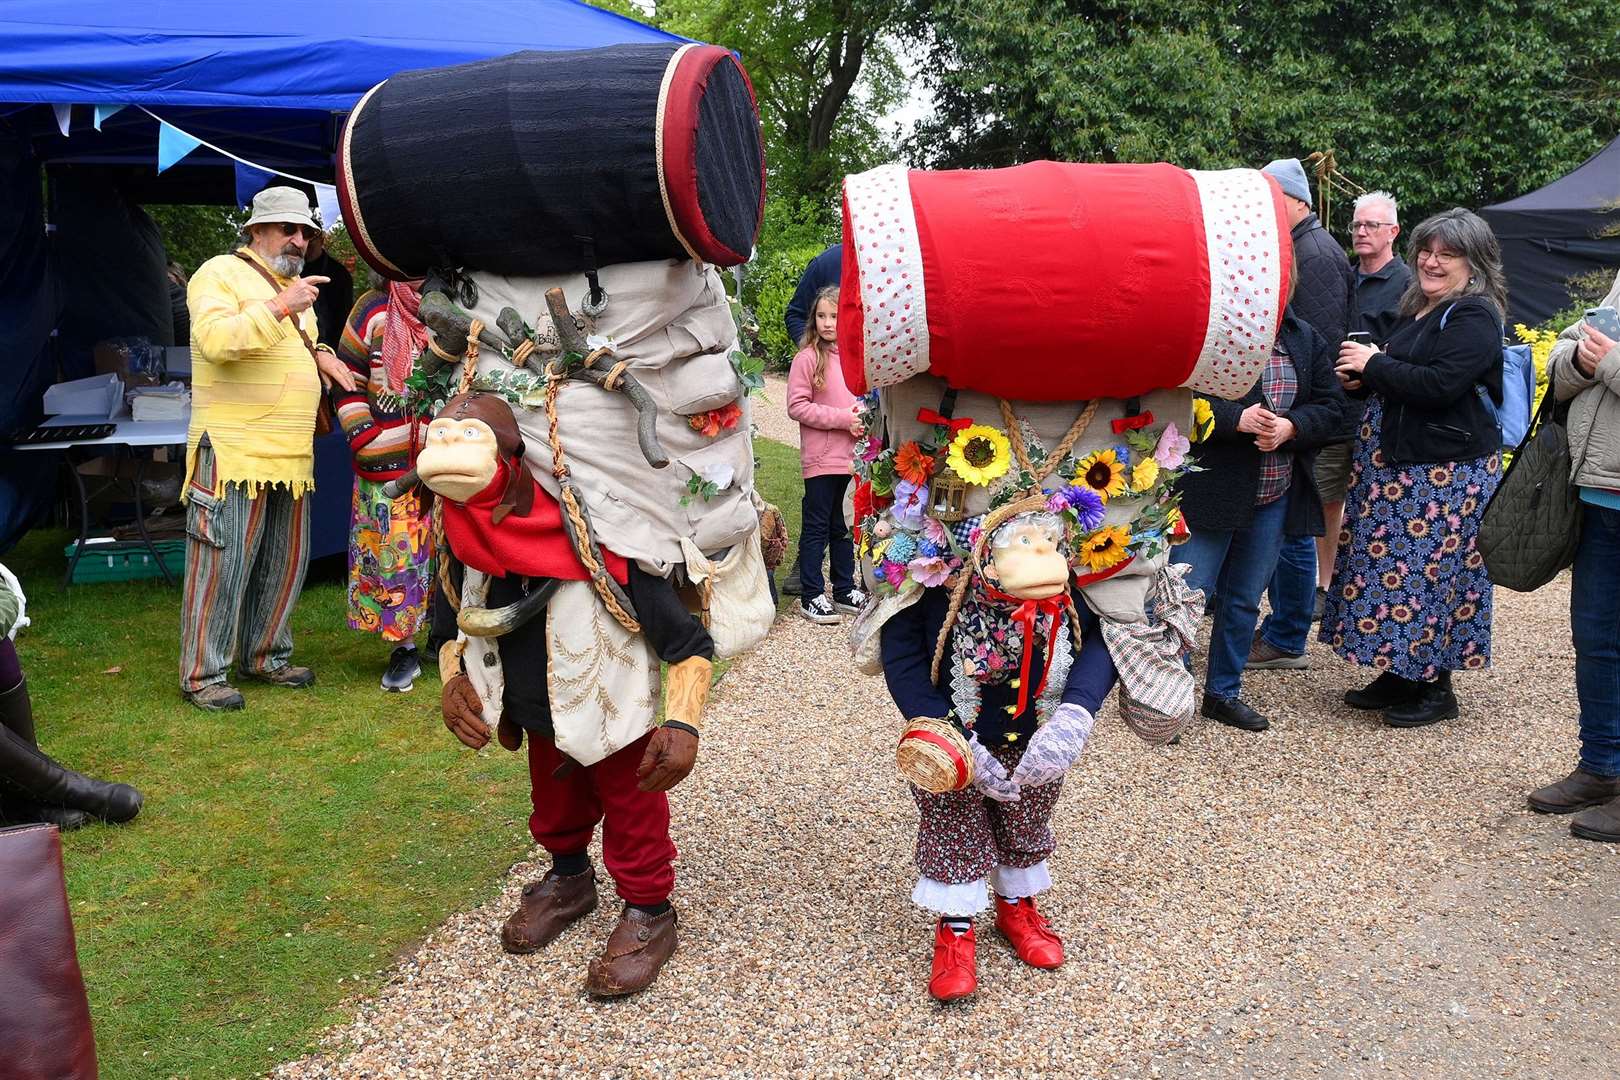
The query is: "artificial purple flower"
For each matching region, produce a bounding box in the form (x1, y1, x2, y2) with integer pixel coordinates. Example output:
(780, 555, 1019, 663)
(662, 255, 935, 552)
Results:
(859, 436, 884, 463)
(1061, 485, 1106, 531)
(891, 478, 928, 529)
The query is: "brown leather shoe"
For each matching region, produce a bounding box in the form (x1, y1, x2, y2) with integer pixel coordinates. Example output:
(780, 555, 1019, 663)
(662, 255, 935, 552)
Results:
(1570, 796, 1620, 843)
(243, 665, 315, 689)
(584, 904, 678, 997)
(1527, 768, 1620, 815)
(499, 867, 598, 954)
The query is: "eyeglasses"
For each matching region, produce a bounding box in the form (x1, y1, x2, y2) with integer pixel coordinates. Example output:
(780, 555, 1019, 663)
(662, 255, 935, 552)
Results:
(1349, 220, 1395, 233)
(276, 222, 318, 240)
(1415, 248, 1465, 265)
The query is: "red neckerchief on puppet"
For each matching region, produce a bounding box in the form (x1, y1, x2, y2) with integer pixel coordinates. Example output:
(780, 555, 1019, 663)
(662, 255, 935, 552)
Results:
(441, 458, 629, 584)
(953, 577, 1069, 719)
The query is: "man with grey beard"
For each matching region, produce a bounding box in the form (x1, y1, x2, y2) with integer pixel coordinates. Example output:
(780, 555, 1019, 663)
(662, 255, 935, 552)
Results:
(178, 186, 356, 711)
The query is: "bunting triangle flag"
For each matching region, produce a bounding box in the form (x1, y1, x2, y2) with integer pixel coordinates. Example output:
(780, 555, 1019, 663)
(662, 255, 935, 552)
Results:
(233, 161, 275, 208)
(156, 120, 204, 173)
(93, 105, 125, 131)
(314, 184, 343, 231)
(52, 104, 72, 137)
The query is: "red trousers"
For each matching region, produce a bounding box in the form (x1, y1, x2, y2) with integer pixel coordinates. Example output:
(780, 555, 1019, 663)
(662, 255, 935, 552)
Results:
(526, 731, 676, 906)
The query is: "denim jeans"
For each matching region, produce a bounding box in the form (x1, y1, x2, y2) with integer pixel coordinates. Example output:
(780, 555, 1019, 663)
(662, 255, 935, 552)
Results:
(1259, 533, 1317, 656)
(1180, 498, 1289, 701)
(1572, 502, 1620, 777)
(798, 473, 854, 599)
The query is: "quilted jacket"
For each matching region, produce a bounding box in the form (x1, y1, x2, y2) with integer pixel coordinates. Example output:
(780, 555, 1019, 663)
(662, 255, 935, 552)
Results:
(1290, 213, 1354, 346)
(1550, 270, 1620, 492)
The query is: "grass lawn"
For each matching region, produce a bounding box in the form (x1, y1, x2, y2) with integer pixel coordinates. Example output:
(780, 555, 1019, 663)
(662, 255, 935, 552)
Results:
(10, 435, 804, 1080)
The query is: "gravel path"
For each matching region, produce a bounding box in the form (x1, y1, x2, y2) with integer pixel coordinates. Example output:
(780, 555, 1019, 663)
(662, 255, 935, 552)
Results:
(750, 372, 798, 448)
(275, 571, 1618, 1079)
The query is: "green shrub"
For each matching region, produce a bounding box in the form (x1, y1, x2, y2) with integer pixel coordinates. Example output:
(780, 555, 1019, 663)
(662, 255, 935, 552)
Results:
(743, 195, 840, 370)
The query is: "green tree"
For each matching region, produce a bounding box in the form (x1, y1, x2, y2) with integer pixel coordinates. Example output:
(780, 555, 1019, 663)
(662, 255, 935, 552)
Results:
(145, 204, 246, 276)
(905, 0, 1620, 227)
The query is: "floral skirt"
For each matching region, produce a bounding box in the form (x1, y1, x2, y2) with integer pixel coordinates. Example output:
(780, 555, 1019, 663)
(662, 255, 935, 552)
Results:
(347, 478, 434, 642)
(1319, 396, 1499, 680)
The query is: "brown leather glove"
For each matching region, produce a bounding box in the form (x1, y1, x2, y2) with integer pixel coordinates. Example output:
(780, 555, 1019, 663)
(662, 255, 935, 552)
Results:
(497, 715, 523, 752)
(442, 674, 490, 749)
(635, 726, 699, 793)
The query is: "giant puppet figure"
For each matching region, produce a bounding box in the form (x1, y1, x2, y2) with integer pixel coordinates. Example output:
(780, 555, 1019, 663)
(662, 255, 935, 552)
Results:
(337, 42, 771, 997)
(840, 162, 1293, 1001)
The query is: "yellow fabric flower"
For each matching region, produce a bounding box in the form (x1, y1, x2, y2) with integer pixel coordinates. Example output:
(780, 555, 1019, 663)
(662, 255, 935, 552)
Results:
(1131, 458, 1160, 492)
(1077, 524, 1133, 572)
(1191, 398, 1215, 443)
(1075, 448, 1128, 501)
(945, 424, 1012, 486)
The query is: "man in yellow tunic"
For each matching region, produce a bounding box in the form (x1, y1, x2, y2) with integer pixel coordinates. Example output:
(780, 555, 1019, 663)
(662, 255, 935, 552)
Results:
(179, 187, 356, 711)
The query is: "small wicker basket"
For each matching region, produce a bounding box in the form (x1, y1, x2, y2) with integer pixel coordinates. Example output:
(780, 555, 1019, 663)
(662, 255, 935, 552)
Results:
(896, 717, 974, 793)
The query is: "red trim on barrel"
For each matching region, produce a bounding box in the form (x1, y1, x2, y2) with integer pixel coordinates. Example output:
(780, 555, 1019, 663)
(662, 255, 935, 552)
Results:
(900, 728, 969, 790)
(659, 46, 759, 266)
(838, 205, 867, 394)
(1261, 174, 1293, 338)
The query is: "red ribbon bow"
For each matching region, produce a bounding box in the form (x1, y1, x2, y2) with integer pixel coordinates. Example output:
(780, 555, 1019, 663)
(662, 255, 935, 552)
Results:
(917, 408, 975, 433)
(982, 583, 1068, 718)
(1110, 410, 1156, 435)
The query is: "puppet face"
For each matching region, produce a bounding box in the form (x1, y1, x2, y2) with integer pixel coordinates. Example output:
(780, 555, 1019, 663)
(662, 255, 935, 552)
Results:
(982, 520, 1069, 600)
(417, 416, 501, 502)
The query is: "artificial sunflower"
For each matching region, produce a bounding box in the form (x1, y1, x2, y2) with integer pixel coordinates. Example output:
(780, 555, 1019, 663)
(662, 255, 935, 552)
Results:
(1131, 458, 1160, 493)
(945, 424, 1012, 486)
(894, 440, 937, 486)
(1076, 448, 1128, 501)
(1191, 398, 1215, 443)
(1077, 524, 1133, 572)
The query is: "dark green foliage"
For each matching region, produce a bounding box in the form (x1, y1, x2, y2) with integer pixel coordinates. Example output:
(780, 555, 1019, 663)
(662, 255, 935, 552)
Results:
(905, 0, 1620, 227)
(146, 204, 245, 276)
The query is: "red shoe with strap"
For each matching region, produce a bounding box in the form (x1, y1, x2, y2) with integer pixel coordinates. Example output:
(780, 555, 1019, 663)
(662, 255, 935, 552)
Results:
(994, 895, 1064, 969)
(928, 920, 977, 1002)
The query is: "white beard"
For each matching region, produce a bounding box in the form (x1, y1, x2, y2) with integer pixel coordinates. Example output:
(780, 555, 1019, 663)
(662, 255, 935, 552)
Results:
(270, 253, 304, 277)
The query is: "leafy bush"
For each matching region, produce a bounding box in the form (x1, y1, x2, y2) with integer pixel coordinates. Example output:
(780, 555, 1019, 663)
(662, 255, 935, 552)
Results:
(743, 195, 840, 370)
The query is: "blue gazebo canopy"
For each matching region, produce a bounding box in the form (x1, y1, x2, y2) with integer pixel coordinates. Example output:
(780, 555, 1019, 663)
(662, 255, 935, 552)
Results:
(0, 0, 683, 191)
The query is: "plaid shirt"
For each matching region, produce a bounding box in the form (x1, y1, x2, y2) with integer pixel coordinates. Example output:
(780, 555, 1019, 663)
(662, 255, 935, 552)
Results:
(1254, 342, 1298, 506)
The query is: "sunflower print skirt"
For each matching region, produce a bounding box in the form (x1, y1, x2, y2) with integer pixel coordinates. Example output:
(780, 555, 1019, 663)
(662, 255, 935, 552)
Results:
(347, 477, 434, 643)
(1319, 396, 1499, 681)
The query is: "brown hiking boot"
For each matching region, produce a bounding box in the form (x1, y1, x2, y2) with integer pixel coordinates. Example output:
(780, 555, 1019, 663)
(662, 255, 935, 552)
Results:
(1246, 631, 1309, 670)
(243, 665, 315, 689)
(500, 867, 598, 954)
(1570, 796, 1620, 843)
(584, 904, 678, 997)
(1527, 768, 1620, 815)
(185, 683, 245, 712)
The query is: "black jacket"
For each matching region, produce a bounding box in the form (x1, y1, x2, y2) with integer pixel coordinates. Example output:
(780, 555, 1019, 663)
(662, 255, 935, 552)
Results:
(1350, 254, 1413, 342)
(1291, 214, 1354, 346)
(1358, 295, 1502, 465)
(1176, 311, 1357, 536)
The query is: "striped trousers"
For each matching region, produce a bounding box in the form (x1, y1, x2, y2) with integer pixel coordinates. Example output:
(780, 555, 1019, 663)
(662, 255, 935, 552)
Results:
(179, 440, 311, 693)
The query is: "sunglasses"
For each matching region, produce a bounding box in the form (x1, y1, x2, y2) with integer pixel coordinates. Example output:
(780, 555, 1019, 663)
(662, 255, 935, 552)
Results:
(274, 222, 319, 241)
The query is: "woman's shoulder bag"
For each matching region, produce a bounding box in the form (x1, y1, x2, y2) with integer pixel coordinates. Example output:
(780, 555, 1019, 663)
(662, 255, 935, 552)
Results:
(1477, 375, 1583, 591)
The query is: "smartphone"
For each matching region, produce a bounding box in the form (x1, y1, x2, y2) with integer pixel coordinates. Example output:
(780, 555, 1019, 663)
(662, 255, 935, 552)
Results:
(1346, 331, 1373, 346)
(1585, 306, 1620, 341)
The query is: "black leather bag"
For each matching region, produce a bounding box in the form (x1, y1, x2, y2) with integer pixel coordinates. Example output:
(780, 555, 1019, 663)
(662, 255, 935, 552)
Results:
(1477, 384, 1583, 592)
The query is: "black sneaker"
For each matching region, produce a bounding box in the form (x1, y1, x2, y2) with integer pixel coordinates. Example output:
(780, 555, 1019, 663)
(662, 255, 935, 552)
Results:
(1312, 587, 1327, 623)
(381, 646, 421, 693)
(833, 587, 868, 615)
(799, 595, 840, 624)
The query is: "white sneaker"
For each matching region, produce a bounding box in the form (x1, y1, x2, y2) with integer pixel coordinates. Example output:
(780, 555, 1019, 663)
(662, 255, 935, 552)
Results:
(832, 588, 867, 615)
(799, 595, 840, 624)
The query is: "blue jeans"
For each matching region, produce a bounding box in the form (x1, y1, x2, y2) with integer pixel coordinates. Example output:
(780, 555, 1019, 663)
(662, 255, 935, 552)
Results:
(1180, 499, 1288, 701)
(1572, 502, 1620, 777)
(798, 473, 854, 599)
(1259, 534, 1317, 656)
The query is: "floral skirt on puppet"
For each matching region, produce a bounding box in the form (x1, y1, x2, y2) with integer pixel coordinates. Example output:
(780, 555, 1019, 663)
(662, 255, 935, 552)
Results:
(1319, 395, 1499, 681)
(347, 478, 434, 642)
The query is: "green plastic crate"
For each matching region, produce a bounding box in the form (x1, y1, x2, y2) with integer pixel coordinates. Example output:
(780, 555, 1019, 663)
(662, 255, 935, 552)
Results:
(63, 538, 186, 584)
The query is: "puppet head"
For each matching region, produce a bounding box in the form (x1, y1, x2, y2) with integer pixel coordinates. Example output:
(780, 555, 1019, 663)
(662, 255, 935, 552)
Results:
(979, 509, 1069, 600)
(416, 392, 534, 523)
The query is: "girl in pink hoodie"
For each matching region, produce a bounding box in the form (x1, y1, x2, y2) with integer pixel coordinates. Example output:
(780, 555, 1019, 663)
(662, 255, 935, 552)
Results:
(787, 286, 866, 623)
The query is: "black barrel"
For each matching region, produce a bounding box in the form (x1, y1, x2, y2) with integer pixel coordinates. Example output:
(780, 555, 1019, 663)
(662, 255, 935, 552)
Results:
(337, 43, 765, 280)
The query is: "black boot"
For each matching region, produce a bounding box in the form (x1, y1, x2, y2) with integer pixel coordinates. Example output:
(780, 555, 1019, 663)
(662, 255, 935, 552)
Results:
(0, 681, 143, 823)
(1344, 671, 1423, 710)
(0, 799, 91, 830)
(1382, 671, 1458, 728)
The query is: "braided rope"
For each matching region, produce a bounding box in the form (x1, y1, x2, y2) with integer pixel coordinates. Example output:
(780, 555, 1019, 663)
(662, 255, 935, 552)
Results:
(433, 501, 460, 612)
(461, 320, 482, 394)
(511, 339, 535, 368)
(427, 337, 459, 364)
(998, 398, 1102, 483)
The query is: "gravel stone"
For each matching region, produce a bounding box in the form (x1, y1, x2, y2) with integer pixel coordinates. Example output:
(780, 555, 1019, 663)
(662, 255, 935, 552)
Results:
(274, 574, 1619, 1079)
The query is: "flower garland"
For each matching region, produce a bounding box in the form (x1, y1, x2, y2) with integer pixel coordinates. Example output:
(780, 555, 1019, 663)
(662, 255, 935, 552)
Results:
(852, 395, 1204, 597)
